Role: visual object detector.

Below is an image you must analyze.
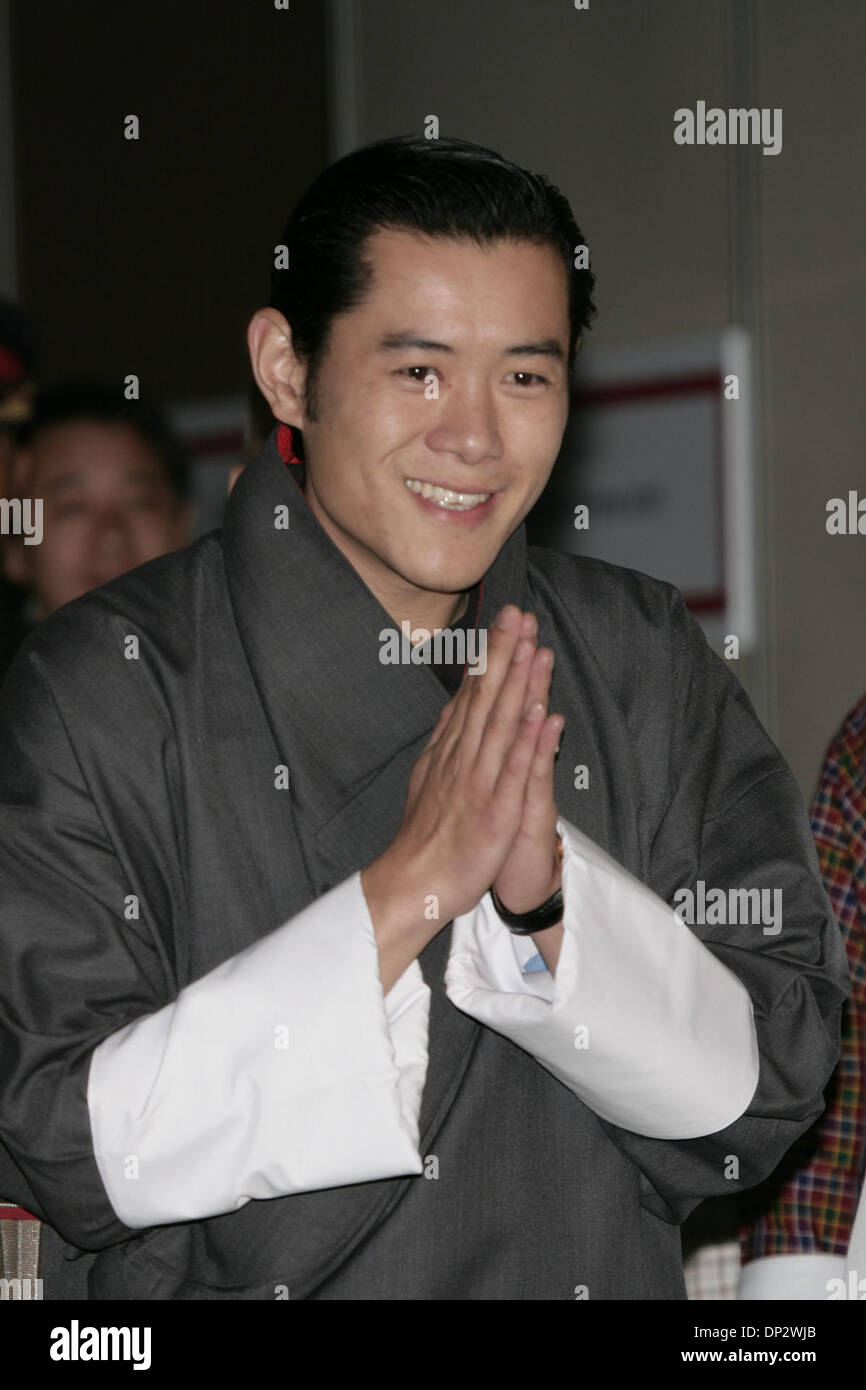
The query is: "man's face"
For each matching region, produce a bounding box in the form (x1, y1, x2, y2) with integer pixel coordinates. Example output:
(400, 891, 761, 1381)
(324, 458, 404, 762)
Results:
(13, 420, 188, 616)
(297, 230, 572, 606)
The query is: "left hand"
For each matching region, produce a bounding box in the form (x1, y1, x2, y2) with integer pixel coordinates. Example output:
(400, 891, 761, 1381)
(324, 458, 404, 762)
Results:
(490, 616, 564, 914)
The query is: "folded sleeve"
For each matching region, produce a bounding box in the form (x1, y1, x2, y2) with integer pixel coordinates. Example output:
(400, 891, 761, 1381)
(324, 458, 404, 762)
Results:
(88, 873, 429, 1228)
(446, 813, 759, 1138)
(0, 643, 428, 1250)
(451, 583, 849, 1226)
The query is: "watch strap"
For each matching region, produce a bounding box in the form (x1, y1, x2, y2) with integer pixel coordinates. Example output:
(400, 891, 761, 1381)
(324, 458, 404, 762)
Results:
(490, 883, 564, 934)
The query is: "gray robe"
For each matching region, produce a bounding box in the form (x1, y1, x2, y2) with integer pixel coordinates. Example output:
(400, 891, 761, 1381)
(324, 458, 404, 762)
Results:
(0, 427, 849, 1299)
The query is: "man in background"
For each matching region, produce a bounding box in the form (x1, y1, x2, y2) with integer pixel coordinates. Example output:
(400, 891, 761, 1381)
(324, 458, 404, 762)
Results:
(0, 381, 191, 1293)
(1, 382, 191, 679)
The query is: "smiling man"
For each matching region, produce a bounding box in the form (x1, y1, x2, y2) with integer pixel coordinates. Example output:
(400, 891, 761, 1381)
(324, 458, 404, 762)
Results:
(251, 228, 571, 637)
(0, 136, 849, 1300)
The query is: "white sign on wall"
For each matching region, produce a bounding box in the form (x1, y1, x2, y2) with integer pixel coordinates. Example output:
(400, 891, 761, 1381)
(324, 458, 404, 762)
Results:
(528, 328, 755, 651)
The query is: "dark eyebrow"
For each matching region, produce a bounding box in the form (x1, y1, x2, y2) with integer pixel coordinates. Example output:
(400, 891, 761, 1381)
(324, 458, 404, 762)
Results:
(377, 331, 565, 360)
(378, 332, 455, 354)
(504, 338, 565, 360)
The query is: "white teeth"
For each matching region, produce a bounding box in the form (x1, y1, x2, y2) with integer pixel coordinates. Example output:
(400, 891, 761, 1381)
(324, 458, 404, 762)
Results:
(405, 478, 492, 510)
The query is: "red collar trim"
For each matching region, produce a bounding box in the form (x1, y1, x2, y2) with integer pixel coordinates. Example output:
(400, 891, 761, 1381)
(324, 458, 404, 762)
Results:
(0, 346, 24, 383)
(275, 422, 309, 506)
(276, 423, 300, 465)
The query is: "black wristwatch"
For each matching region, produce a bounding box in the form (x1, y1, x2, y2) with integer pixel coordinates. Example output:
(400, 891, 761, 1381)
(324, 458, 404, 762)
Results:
(490, 883, 563, 934)
(490, 835, 564, 935)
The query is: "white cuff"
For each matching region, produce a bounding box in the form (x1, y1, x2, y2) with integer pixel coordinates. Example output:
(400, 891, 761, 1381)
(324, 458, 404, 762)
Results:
(88, 873, 429, 1227)
(445, 815, 759, 1138)
(382, 958, 430, 1153)
(738, 1253, 848, 1300)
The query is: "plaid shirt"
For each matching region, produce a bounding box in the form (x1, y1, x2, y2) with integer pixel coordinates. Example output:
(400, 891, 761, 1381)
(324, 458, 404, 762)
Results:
(740, 693, 866, 1260)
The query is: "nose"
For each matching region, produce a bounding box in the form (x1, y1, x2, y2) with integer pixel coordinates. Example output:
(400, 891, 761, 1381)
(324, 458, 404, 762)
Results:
(424, 381, 503, 466)
(89, 506, 138, 562)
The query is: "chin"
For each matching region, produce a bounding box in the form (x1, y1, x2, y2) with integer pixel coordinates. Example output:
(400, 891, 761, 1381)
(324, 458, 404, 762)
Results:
(400, 537, 504, 587)
(404, 566, 485, 596)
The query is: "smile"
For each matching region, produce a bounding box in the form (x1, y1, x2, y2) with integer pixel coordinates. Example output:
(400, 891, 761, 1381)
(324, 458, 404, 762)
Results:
(404, 478, 492, 510)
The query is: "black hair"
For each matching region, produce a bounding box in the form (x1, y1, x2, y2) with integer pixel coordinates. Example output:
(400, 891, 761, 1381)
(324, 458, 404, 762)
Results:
(19, 381, 190, 501)
(269, 134, 596, 421)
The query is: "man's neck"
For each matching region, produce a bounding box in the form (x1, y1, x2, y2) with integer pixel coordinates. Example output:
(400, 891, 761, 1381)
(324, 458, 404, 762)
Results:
(371, 577, 471, 642)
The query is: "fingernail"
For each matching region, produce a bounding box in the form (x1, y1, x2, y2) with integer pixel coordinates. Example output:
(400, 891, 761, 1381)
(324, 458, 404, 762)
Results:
(524, 700, 544, 722)
(512, 638, 534, 663)
(496, 606, 518, 631)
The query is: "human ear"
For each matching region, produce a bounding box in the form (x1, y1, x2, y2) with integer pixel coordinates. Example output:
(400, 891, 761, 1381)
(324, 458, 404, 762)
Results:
(246, 308, 309, 430)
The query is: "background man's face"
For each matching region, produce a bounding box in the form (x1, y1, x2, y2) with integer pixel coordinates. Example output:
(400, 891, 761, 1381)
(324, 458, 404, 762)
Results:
(299, 229, 572, 603)
(12, 419, 188, 616)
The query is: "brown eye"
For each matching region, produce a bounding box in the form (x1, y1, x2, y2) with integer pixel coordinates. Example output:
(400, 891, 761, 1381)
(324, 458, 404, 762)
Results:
(398, 366, 435, 381)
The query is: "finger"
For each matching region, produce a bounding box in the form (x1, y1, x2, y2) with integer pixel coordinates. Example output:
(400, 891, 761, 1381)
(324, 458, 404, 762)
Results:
(489, 695, 548, 812)
(446, 604, 530, 758)
(480, 643, 551, 792)
(473, 625, 541, 788)
(521, 712, 564, 835)
(422, 634, 481, 754)
(522, 643, 554, 714)
(511, 648, 558, 832)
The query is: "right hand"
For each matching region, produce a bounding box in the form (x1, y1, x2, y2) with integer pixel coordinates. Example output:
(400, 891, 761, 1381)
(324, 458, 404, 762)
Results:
(378, 603, 560, 924)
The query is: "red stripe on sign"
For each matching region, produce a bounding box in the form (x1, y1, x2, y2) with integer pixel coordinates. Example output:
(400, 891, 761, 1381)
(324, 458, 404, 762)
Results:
(681, 588, 726, 614)
(0, 1207, 38, 1220)
(574, 372, 722, 407)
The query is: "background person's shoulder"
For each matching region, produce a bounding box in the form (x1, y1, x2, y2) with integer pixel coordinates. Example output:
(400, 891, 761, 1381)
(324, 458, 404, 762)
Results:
(0, 531, 226, 709)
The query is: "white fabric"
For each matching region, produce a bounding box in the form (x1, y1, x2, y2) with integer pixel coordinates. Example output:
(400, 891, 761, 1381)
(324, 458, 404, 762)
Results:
(447, 816, 759, 1138)
(738, 1253, 848, 1300)
(89, 875, 429, 1227)
(89, 814, 758, 1227)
